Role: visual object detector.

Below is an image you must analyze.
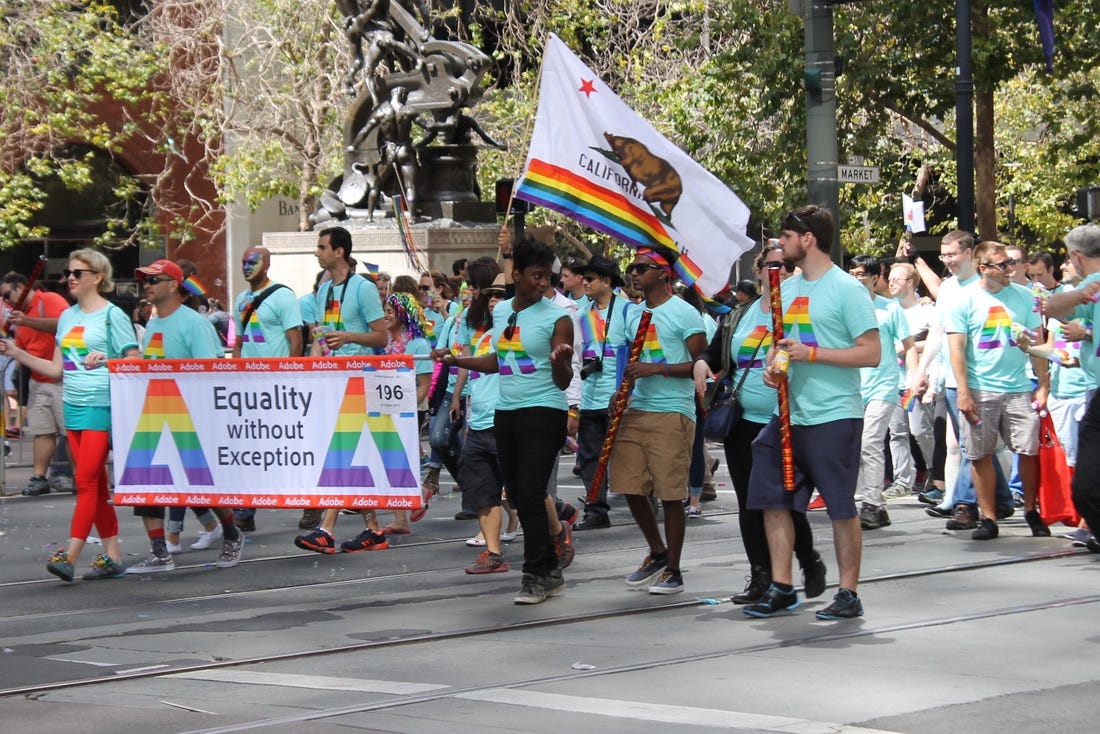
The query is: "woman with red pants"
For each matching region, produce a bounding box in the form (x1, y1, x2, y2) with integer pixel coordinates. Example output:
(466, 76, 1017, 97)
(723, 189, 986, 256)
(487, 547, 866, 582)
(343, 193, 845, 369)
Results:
(1, 249, 139, 581)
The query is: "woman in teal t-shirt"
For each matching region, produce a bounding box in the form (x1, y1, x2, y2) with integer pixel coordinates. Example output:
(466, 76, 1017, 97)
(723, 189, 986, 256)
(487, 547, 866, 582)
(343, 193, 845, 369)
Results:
(1, 249, 139, 583)
(435, 238, 575, 605)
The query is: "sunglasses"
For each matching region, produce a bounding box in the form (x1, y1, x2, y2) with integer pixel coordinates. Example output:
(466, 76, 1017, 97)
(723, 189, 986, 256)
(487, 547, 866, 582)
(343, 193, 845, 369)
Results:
(763, 261, 795, 273)
(419, 285, 432, 291)
(582, 274, 600, 283)
(144, 276, 172, 285)
(0, 289, 13, 302)
(982, 258, 1017, 271)
(626, 263, 661, 275)
(503, 310, 518, 340)
(63, 268, 96, 280)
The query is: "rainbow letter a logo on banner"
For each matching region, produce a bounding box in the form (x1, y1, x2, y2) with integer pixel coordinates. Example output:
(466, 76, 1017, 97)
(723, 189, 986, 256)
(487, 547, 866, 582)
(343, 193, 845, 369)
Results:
(317, 377, 418, 487)
(119, 379, 214, 486)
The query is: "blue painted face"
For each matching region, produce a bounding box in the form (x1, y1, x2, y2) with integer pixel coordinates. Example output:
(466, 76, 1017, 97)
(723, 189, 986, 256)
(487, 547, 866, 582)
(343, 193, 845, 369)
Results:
(242, 252, 263, 279)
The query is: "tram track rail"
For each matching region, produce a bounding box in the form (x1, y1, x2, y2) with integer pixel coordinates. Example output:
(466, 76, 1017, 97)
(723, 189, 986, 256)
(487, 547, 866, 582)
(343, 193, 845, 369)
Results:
(0, 544, 1087, 701)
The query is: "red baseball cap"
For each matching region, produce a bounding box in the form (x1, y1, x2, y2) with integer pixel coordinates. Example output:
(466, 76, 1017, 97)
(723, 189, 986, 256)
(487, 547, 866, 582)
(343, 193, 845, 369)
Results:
(135, 259, 184, 284)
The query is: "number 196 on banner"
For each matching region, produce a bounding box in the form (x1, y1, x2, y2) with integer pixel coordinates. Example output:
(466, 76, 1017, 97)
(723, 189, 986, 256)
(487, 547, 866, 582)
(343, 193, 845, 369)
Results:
(366, 368, 416, 414)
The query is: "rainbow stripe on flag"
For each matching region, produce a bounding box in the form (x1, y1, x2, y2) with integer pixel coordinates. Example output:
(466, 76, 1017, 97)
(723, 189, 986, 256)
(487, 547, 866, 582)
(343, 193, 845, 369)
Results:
(182, 276, 207, 297)
(119, 379, 214, 486)
(900, 389, 918, 413)
(516, 159, 676, 252)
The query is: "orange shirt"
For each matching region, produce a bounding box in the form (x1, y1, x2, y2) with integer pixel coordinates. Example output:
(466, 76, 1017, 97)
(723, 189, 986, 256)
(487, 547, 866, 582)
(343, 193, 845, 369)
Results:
(14, 290, 69, 383)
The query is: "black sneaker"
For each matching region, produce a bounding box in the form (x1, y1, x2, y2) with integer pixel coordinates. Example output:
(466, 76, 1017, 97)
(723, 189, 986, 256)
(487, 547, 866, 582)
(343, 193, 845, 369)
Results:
(514, 572, 548, 604)
(294, 528, 337, 554)
(945, 503, 977, 530)
(732, 565, 770, 604)
(815, 588, 863, 620)
(544, 568, 565, 597)
(454, 511, 478, 521)
(800, 551, 827, 599)
(859, 503, 890, 530)
(235, 516, 256, 532)
(625, 550, 668, 587)
(21, 475, 51, 497)
(996, 505, 1015, 520)
(552, 524, 575, 569)
(1086, 538, 1100, 553)
(925, 505, 953, 518)
(971, 518, 999, 540)
(573, 511, 610, 531)
(743, 584, 800, 618)
(1024, 510, 1051, 537)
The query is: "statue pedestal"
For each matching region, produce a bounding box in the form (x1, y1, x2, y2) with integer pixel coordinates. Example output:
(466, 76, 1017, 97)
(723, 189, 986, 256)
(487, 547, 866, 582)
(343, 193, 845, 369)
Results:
(262, 222, 501, 296)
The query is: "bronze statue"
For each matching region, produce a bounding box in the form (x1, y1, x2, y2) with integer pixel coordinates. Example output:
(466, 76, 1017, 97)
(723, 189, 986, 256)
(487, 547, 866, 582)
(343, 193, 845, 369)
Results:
(316, 0, 495, 224)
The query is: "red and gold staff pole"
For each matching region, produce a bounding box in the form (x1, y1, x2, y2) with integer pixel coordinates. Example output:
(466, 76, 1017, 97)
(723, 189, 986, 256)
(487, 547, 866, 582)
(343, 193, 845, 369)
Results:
(1, 255, 47, 337)
(587, 309, 652, 505)
(768, 265, 796, 492)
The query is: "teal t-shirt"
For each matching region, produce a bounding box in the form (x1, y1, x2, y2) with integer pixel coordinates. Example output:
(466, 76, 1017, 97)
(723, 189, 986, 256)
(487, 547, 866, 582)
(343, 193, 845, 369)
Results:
(578, 296, 635, 411)
(1072, 272, 1100, 385)
(861, 294, 911, 404)
(57, 303, 138, 429)
(315, 274, 384, 356)
(779, 265, 879, 426)
(627, 295, 705, 420)
(728, 303, 777, 425)
(436, 314, 462, 394)
(492, 297, 570, 411)
(946, 281, 1039, 393)
(1048, 312, 1090, 399)
(233, 284, 302, 358)
(463, 324, 499, 430)
(299, 293, 317, 326)
(143, 306, 224, 359)
(935, 273, 980, 388)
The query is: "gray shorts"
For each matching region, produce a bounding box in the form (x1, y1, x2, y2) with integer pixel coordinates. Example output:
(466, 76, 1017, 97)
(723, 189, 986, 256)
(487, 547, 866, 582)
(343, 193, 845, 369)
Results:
(457, 428, 503, 511)
(27, 380, 65, 436)
(961, 390, 1039, 460)
(747, 416, 863, 520)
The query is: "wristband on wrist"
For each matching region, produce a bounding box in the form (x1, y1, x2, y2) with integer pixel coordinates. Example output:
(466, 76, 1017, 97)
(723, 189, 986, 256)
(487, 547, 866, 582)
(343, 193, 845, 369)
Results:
(808, 346, 818, 363)
(664, 362, 671, 377)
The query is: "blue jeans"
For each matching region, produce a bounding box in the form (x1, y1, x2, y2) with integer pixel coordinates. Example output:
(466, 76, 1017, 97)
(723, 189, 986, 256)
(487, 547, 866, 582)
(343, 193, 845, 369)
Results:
(426, 392, 464, 479)
(945, 388, 1013, 508)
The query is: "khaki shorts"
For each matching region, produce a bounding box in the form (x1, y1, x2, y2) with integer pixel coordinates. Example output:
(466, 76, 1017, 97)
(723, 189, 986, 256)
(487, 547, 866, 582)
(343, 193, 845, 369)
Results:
(609, 410, 693, 501)
(961, 390, 1039, 460)
(27, 380, 65, 437)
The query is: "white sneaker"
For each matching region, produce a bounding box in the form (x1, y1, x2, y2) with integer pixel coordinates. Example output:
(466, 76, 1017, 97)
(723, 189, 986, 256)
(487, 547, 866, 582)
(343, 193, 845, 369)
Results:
(166, 541, 183, 554)
(190, 525, 223, 550)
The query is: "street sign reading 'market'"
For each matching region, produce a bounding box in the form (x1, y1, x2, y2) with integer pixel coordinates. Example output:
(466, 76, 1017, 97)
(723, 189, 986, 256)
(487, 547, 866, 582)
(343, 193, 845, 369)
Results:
(838, 165, 880, 184)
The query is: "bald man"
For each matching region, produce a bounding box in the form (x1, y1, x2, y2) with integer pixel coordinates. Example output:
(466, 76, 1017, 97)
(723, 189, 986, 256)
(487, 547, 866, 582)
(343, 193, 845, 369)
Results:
(231, 246, 304, 530)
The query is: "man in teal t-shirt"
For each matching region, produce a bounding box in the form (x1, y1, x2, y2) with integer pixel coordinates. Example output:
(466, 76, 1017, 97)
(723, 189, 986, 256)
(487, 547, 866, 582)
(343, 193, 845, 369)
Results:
(947, 241, 1048, 541)
(1044, 224, 1100, 551)
(232, 246, 302, 360)
(848, 256, 914, 531)
(311, 227, 386, 356)
(609, 247, 706, 597)
(745, 206, 880, 622)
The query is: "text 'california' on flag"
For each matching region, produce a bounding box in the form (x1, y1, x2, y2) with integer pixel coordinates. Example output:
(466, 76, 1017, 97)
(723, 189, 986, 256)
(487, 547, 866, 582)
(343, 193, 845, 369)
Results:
(514, 34, 754, 298)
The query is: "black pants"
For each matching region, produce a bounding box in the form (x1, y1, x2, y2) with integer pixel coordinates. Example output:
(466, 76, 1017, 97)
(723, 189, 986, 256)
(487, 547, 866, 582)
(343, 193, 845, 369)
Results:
(722, 418, 815, 570)
(1072, 390, 1100, 534)
(578, 408, 610, 505)
(495, 407, 567, 576)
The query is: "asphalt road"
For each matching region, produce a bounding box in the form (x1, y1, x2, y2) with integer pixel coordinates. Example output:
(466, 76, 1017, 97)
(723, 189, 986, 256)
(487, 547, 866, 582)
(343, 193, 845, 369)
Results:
(0, 445, 1097, 734)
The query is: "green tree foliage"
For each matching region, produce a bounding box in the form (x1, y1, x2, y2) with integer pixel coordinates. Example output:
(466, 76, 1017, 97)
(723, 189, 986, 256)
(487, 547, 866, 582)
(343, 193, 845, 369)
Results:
(0, 1, 158, 249)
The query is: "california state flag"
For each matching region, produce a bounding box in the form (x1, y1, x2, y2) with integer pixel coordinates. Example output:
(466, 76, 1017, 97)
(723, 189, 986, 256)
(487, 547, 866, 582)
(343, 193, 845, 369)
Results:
(515, 34, 754, 297)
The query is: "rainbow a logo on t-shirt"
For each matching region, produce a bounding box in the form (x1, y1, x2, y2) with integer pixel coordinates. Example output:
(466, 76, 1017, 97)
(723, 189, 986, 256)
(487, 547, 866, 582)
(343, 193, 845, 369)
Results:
(497, 327, 536, 375)
(240, 311, 266, 345)
(324, 296, 345, 331)
(640, 322, 666, 364)
(737, 325, 771, 369)
(144, 332, 166, 359)
(60, 326, 89, 371)
(784, 297, 819, 347)
(469, 328, 493, 380)
(977, 305, 1013, 349)
(580, 308, 615, 359)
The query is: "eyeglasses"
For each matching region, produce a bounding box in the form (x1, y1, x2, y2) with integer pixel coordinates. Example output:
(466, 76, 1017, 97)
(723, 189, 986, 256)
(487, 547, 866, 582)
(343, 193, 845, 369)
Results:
(419, 285, 431, 291)
(626, 263, 661, 275)
(63, 268, 96, 280)
(938, 252, 962, 262)
(763, 261, 794, 272)
(849, 270, 869, 278)
(0, 289, 13, 302)
(503, 310, 518, 340)
(144, 277, 171, 285)
(982, 259, 1016, 272)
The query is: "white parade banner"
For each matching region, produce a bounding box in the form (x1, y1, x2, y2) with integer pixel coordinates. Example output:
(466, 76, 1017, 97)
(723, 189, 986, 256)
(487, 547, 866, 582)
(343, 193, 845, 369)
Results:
(108, 355, 422, 510)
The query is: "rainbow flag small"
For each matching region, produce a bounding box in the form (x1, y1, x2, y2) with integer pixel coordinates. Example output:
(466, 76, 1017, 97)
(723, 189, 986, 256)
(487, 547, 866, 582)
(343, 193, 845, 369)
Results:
(182, 276, 207, 297)
(900, 389, 918, 413)
(392, 195, 428, 273)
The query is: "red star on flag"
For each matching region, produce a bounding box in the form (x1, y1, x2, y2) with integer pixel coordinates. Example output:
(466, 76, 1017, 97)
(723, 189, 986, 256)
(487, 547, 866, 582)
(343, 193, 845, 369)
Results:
(578, 79, 597, 98)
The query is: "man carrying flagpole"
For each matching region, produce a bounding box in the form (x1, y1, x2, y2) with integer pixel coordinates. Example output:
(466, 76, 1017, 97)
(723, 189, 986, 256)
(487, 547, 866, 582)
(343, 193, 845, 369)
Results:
(744, 206, 880, 621)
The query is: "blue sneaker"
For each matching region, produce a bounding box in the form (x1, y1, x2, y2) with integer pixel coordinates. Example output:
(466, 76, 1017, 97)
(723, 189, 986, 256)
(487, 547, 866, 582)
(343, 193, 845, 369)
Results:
(82, 554, 125, 580)
(625, 550, 668, 587)
(648, 569, 683, 595)
(46, 548, 74, 582)
(815, 588, 864, 620)
(743, 584, 800, 617)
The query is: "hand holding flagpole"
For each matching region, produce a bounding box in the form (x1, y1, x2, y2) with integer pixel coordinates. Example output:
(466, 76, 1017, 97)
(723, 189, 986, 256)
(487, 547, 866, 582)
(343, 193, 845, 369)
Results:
(767, 265, 796, 492)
